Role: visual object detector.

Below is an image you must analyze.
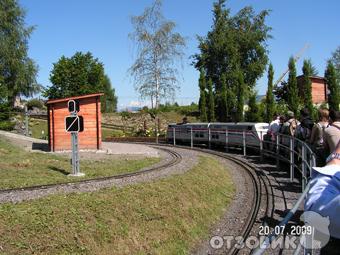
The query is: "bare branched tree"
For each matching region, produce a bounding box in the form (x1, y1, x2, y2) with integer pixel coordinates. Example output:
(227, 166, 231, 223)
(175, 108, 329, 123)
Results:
(129, 0, 186, 109)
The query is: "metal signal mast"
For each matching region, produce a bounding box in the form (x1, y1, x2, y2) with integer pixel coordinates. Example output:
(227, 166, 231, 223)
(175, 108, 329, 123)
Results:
(273, 44, 310, 87)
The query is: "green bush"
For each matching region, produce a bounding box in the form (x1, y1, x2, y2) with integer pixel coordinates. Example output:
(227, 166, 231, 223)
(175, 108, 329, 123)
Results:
(0, 103, 11, 121)
(0, 121, 15, 131)
(26, 99, 44, 110)
(158, 102, 198, 116)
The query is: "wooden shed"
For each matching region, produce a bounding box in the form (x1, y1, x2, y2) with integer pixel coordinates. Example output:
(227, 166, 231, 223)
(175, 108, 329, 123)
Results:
(46, 93, 104, 152)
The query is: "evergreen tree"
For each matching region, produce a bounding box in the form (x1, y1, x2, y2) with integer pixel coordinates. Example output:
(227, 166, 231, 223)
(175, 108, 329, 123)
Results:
(193, 0, 271, 117)
(235, 71, 245, 122)
(287, 57, 299, 116)
(325, 61, 340, 111)
(265, 63, 275, 122)
(329, 46, 340, 87)
(0, 0, 39, 106)
(220, 73, 228, 121)
(207, 78, 215, 122)
(245, 91, 259, 122)
(226, 82, 236, 121)
(101, 75, 118, 113)
(198, 69, 208, 122)
(302, 59, 314, 115)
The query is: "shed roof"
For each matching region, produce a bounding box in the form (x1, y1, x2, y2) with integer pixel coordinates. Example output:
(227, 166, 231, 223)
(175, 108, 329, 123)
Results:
(46, 93, 104, 105)
(296, 75, 325, 81)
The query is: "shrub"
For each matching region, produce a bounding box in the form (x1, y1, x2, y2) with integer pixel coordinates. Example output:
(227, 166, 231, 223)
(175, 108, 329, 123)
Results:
(0, 103, 12, 121)
(0, 121, 15, 131)
(26, 99, 44, 110)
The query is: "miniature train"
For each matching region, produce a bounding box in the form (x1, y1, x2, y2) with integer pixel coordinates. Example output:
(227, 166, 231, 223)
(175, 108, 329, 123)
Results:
(167, 122, 270, 147)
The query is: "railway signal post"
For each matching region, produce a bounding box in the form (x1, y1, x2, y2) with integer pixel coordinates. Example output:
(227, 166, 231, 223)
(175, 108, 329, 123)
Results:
(65, 100, 84, 177)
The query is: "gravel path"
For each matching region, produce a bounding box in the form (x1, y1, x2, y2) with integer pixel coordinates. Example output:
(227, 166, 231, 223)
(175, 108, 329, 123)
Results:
(0, 146, 199, 204)
(191, 155, 256, 255)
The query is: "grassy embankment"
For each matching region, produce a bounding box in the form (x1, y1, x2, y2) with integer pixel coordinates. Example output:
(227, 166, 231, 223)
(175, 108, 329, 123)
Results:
(0, 156, 235, 255)
(0, 138, 160, 189)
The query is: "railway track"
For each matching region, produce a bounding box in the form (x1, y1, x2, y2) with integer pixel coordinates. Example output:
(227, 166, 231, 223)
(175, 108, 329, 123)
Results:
(2, 139, 275, 254)
(118, 141, 273, 254)
(0, 147, 182, 203)
(177, 147, 272, 255)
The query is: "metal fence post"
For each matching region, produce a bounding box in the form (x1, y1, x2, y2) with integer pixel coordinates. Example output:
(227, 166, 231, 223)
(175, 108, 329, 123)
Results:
(225, 128, 229, 152)
(243, 130, 246, 156)
(190, 127, 193, 149)
(24, 105, 29, 136)
(290, 137, 294, 182)
(310, 153, 315, 180)
(208, 128, 211, 149)
(260, 131, 263, 162)
(301, 145, 306, 191)
(276, 134, 279, 168)
(173, 127, 176, 146)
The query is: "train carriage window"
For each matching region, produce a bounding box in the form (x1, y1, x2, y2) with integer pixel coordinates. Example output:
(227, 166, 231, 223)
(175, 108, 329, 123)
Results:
(212, 133, 219, 139)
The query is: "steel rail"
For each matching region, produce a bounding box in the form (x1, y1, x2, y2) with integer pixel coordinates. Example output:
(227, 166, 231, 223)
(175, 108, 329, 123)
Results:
(0, 147, 182, 196)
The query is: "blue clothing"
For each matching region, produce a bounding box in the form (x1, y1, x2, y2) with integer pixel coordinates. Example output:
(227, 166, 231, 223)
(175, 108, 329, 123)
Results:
(305, 165, 340, 239)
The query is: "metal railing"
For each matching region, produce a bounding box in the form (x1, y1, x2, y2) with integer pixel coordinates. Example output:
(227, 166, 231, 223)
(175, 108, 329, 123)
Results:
(168, 127, 316, 254)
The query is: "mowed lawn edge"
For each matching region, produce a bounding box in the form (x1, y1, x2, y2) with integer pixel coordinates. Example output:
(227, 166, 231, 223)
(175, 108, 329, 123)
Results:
(0, 137, 160, 189)
(0, 156, 235, 255)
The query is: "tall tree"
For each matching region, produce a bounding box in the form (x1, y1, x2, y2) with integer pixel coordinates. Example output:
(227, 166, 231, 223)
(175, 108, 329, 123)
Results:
(0, 0, 39, 106)
(219, 73, 228, 121)
(101, 75, 118, 113)
(235, 71, 245, 122)
(325, 61, 340, 111)
(329, 46, 340, 87)
(245, 91, 260, 122)
(207, 78, 215, 122)
(129, 0, 186, 109)
(302, 59, 314, 115)
(265, 63, 275, 122)
(287, 57, 299, 116)
(198, 69, 208, 122)
(193, 0, 271, 118)
(44, 52, 117, 106)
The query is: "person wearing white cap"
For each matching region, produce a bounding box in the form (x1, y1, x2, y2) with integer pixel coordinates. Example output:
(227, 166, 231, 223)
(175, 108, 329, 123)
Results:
(305, 140, 340, 254)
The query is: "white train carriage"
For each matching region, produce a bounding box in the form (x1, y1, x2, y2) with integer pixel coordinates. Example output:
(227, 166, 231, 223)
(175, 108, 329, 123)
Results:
(167, 122, 269, 147)
(167, 123, 210, 143)
(209, 122, 269, 147)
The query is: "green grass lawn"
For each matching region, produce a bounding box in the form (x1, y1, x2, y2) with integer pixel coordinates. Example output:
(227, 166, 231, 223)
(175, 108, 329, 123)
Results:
(29, 119, 48, 139)
(0, 138, 160, 189)
(0, 156, 234, 255)
(101, 128, 125, 140)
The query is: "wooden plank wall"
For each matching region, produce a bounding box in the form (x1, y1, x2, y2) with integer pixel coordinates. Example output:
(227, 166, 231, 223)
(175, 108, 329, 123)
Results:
(49, 96, 102, 151)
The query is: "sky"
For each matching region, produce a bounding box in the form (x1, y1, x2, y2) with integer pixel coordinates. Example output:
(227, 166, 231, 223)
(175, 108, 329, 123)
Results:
(21, 0, 340, 109)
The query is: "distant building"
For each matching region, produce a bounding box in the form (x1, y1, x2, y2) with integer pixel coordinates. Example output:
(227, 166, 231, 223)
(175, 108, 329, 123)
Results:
(297, 75, 327, 104)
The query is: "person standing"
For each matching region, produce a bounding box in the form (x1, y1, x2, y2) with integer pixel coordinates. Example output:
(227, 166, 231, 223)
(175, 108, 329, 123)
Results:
(323, 110, 340, 156)
(305, 141, 340, 254)
(310, 109, 329, 166)
(280, 111, 299, 147)
(266, 114, 280, 150)
(296, 108, 314, 142)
